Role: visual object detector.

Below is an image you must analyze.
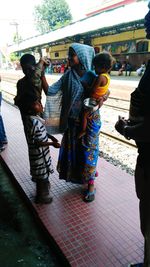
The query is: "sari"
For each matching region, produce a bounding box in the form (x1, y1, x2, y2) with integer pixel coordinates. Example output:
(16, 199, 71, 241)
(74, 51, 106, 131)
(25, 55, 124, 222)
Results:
(44, 43, 101, 184)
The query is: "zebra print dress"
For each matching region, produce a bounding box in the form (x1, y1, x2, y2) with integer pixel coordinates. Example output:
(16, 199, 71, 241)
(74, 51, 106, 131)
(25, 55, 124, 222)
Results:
(25, 115, 53, 181)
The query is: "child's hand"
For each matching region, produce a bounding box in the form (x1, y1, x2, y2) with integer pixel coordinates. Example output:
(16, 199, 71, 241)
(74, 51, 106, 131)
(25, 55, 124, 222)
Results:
(103, 90, 110, 101)
(96, 97, 104, 108)
(52, 142, 61, 148)
(48, 134, 59, 143)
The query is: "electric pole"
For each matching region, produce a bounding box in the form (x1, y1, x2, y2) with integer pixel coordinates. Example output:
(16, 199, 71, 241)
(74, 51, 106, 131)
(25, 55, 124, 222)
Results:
(10, 21, 19, 45)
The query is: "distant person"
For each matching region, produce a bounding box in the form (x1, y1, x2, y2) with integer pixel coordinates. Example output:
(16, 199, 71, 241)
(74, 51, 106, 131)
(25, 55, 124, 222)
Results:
(118, 61, 126, 76)
(115, 6, 150, 265)
(60, 63, 65, 73)
(125, 62, 132, 76)
(22, 94, 60, 203)
(0, 75, 8, 152)
(114, 60, 121, 71)
(78, 52, 113, 138)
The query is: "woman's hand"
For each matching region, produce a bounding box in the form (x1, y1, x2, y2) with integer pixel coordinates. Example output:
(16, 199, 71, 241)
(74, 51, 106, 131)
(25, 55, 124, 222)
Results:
(39, 57, 51, 66)
(39, 57, 51, 73)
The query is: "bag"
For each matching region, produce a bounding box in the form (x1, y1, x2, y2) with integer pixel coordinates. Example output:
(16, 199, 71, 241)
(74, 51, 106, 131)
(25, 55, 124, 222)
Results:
(43, 91, 62, 134)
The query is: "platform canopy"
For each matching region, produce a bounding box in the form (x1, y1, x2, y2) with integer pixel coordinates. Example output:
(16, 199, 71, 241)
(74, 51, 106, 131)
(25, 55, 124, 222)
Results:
(8, 0, 149, 53)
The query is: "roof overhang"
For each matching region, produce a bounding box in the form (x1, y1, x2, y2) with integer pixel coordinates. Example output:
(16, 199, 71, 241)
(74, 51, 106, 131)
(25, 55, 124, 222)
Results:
(8, 1, 149, 54)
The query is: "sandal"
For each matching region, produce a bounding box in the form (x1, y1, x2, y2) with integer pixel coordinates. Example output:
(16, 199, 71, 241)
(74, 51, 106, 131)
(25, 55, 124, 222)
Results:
(95, 171, 99, 177)
(83, 189, 96, 203)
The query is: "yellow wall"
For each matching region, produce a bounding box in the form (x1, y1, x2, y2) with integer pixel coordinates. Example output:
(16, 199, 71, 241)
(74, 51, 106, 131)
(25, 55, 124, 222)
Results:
(45, 29, 150, 60)
(49, 43, 71, 52)
(48, 43, 71, 60)
(91, 29, 146, 46)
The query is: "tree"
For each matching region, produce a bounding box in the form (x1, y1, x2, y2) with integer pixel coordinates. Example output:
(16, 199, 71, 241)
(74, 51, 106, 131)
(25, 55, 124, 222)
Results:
(34, 0, 72, 34)
(9, 53, 20, 62)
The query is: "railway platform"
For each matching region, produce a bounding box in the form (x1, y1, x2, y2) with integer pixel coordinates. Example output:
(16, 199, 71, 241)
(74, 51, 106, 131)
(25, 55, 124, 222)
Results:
(0, 101, 144, 267)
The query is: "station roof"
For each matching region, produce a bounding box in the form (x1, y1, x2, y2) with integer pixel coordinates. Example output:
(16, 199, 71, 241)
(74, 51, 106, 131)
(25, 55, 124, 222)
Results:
(8, 1, 149, 54)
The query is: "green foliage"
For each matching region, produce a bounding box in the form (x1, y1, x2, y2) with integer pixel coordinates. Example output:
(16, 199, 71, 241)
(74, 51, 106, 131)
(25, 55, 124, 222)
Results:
(34, 0, 72, 34)
(9, 53, 20, 62)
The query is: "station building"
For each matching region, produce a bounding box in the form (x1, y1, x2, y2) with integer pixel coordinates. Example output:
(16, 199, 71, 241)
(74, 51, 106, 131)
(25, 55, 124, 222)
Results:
(8, 0, 150, 71)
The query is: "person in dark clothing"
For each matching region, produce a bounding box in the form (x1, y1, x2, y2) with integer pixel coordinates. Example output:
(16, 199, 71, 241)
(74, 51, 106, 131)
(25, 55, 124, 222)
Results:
(125, 62, 132, 76)
(14, 54, 48, 118)
(14, 55, 60, 204)
(115, 9, 150, 264)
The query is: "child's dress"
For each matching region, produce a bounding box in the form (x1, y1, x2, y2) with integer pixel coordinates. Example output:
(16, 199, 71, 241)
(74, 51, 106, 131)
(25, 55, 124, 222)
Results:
(91, 73, 110, 99)
(25, 115, 53, 181)
(80, 71, 110, 99)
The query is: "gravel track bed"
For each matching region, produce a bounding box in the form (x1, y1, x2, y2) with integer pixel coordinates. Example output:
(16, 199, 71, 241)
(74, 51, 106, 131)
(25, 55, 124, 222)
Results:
(99, 135, 137, 176)
(99, 105, 138, 176)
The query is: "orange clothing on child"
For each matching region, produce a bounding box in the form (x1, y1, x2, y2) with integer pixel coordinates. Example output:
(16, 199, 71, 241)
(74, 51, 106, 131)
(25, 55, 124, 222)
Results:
(91, 73, 110, 99)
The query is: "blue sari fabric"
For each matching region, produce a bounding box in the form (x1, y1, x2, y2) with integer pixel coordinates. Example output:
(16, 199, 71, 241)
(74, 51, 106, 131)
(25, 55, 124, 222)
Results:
(57, 110, 101, 183)
(81, 110, 101, 183)
(57, 118, 83, 184)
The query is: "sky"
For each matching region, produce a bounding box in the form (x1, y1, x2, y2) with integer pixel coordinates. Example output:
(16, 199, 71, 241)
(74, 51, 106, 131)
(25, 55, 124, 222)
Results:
(0, 0, 88, 47)
(0, 0, 148, 48)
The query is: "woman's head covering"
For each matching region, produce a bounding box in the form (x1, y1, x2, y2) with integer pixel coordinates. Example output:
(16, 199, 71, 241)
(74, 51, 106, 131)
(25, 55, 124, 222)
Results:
(71, 43, 95, 71)
(45, 43, 95, 133)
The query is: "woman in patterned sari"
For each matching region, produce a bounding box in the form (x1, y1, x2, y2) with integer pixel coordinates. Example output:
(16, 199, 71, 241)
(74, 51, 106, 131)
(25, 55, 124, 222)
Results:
(44, 43, 101, 202)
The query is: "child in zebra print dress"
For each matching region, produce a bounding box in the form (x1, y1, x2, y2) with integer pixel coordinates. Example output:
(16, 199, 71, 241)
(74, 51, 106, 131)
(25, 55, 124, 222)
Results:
(24, 94, 60, 204)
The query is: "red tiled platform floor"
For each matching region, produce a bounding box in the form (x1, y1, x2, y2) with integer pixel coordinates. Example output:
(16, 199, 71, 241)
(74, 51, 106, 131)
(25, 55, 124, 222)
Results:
(1, 101, 144, 267)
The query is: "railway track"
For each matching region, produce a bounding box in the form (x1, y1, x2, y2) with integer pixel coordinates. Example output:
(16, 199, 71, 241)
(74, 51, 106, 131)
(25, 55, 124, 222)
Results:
(1, 75, 130, 112)
(104, 103, 129, 112)
(100, 131, 136, 148)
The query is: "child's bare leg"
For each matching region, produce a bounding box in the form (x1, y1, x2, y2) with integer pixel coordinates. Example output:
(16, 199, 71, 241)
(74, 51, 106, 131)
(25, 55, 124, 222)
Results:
(78, 111, 88, 138)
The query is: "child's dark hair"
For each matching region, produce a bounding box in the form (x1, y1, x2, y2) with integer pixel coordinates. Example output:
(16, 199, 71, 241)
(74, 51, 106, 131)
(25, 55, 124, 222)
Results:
(20, 54, 36, 67)
(93, 52, 113, 70)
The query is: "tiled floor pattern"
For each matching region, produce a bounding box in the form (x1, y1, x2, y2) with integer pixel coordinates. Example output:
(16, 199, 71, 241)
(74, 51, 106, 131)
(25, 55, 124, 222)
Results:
(1, 101, 144, 267)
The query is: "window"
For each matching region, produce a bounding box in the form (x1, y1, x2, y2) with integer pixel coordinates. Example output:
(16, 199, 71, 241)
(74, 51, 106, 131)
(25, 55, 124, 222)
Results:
(136, 41, 148, 52)
(55, 52, 59, 57)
